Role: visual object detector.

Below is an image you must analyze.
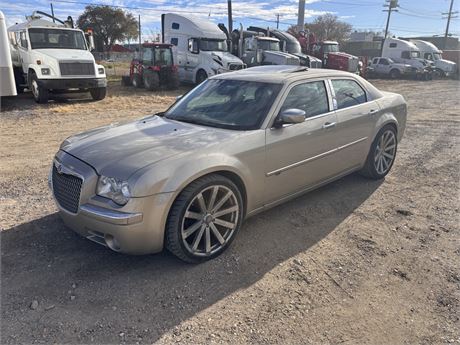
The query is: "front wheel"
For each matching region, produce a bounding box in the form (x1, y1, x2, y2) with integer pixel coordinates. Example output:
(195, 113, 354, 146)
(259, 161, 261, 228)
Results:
(166, 174, 243, 263)
(360, 125, 398, 180)
(90, 87, 106, 101)
(196, 69, 207, 85)
(389, 69, 400, 79)
(30, 72, 49, 104)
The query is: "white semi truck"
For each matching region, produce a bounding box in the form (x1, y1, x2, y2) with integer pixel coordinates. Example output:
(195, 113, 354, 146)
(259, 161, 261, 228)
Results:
(0, 11, 17, 98)
(7, 11, 107, 103)
(161, 13, 245, 84)
(410, 39, 457, 78)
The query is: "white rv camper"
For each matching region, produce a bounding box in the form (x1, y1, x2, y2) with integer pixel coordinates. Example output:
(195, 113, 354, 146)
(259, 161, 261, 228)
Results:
(381, 37, 432, 78)
(0, 11, 17, 97)
(161, 13, 245, 84)
(410, 39, 457, 77)
(8, 11, 107, 103)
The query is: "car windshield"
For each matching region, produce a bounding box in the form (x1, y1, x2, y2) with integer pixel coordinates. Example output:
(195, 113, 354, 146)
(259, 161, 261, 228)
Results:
(258, 40, 280, 51)
(199, 39, 227, 52)
(433, 52, 442, 60)
(411, 51, 420, 58)
(323, 44, 339, 53)
(165, 79, 282, 130)
(28, 28, 87, 50)
(386, 58, 395, 63)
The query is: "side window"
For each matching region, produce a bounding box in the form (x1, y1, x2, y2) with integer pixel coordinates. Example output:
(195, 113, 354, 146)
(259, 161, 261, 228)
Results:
(424, 53, 432, 60)
(372, 58, 379, 64)
(172, 23, 180, 30)
(380, 58, 389, 65)
(8, 31, 17, 45)
(331, 79, 367, 110)
(401, 51, 410, 59)
(142, 47, 153, 65)
(19, 31, 28, 48)
(280, 81, 329, 119)
(389, 43, 397, 48)
(170, 38, 178, 46)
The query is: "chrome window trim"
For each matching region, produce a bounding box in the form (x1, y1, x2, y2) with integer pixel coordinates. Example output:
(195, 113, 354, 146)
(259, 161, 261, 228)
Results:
(266, 136, 368, 177)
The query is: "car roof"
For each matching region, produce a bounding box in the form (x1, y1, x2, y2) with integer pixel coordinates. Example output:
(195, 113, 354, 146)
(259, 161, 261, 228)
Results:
(211, 65, 360, 83)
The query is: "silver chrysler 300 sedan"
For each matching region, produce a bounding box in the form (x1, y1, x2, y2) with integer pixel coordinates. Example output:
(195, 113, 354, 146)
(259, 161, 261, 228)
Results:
(50, 65, 406, 262)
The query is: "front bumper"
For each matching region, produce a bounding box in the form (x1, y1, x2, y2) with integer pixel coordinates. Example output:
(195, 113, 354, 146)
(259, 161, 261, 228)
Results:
(50, 150, 173, 255)
(38, 78, 107, 90)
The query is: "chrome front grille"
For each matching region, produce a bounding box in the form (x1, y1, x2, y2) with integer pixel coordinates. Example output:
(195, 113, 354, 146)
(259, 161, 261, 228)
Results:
(52, 164, 83, 213)
(228, 63, 244, 71)
(59, 62, 95, 76)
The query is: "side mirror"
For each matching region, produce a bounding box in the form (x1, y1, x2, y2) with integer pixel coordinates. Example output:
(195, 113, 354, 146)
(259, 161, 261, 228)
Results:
(275, 108, 306, 127)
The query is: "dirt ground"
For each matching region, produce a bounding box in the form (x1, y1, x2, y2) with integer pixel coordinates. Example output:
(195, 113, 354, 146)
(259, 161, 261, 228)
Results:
(1, 79, 459, 345)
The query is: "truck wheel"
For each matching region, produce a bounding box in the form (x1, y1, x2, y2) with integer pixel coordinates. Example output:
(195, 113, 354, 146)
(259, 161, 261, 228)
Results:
(196, 70, 207, 84)
(90, 87, 107, 101)
(168, 73, 180, 90)
(14, 69, 25, 94)
(432, 69, 444, 79)
(132, 73, 142, 88)
(143, 70, 160, 91)
(121, 76, 131, 86)
(30, 72, 49, 104)
(389, 69, 400, 79)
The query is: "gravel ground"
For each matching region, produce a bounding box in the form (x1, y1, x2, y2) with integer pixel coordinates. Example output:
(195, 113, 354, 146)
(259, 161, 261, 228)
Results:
(1, 79, 459, 344)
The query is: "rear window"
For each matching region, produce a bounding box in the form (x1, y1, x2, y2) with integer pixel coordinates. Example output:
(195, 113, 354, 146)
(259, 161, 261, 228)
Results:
(331, 79, 367, 110)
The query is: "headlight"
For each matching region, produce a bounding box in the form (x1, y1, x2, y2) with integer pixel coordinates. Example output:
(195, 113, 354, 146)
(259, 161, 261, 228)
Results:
(98, 67, 105, 74)
(41, 68, 50, 75)
(96, 176, 131, 206)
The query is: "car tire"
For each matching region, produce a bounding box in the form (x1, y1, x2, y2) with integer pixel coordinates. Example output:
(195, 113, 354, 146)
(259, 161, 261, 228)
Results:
(143, 70, 160, 91)
(132, 73, 142, 88)
(90, 87, 107, 101)
(196, 69, 207, 85)
(166, 174, 243, 263)
(389, 69, 400, 79)
(29, 72, 49, 104)
(360, 125, 398, 180)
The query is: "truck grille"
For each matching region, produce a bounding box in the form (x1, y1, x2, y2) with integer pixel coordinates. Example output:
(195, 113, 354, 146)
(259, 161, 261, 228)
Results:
(228, 63, 244, 71)
(59, 62, 95, 76)
(52, 164, 82, 213)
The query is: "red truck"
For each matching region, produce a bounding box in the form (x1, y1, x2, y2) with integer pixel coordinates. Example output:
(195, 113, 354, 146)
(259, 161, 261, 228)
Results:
(297, 32, 359, 73)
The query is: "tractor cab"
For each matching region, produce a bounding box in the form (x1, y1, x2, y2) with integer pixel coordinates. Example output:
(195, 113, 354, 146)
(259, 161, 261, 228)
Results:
(124, 43, 179, 91)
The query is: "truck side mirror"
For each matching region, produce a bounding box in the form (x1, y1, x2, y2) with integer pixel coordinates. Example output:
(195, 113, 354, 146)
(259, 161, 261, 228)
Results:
(85, 33, 95, 52)
(188, 38, 199, 54)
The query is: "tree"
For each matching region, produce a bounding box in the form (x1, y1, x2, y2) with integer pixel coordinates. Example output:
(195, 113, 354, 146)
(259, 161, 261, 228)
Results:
(77, 6, 138, 52)
(289, 14, 353, 45)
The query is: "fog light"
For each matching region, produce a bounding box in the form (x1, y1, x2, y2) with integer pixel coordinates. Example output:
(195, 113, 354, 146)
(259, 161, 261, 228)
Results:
(105, 234, 121, 252)
(41, 68, 50, 75)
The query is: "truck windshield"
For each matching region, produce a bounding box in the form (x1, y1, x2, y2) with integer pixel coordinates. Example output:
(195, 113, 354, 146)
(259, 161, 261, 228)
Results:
(411, 51, 420, 58)
(165, 79, 282, 130)
(323, 44, 339, 53)
(286, 41, 301, 54)
(28, 28, 87, 50)
(258, 40, 280, 51)
(199, 39, 227, 52)
(433, 52, 442, 60)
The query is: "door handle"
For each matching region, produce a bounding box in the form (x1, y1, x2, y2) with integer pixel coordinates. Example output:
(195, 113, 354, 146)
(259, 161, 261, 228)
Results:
(369, 109, 378, 115)
(322, 122, 336, 129)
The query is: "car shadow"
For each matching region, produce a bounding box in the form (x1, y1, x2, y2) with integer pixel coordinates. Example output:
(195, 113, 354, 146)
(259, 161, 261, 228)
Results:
(1, 173, 382, 344)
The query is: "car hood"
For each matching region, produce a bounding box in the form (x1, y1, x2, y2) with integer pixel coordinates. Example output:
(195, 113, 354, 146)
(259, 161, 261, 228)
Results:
(60, 115, 240, 179)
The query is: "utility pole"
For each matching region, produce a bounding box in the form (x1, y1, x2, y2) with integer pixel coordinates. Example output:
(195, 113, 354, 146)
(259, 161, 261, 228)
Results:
(227, 0, 233, 34)
(138, 15, 141, 52)
(50, 2, 55, 22)
(383, 0, 398, 40)
(442, 0, 458, 49)
(276, 14, 280, 29)
(297, 0, 305, 31)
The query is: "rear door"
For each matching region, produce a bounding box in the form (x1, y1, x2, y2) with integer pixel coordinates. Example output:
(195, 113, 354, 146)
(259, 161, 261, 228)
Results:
(264, 79, 341, 204)
(329, 78, 380, 172)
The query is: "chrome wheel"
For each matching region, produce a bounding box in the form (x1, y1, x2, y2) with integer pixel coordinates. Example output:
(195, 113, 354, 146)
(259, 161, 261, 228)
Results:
(31, 79, 39, 99)
(374, 129, 396, 175)
(181, 185, 239, 256)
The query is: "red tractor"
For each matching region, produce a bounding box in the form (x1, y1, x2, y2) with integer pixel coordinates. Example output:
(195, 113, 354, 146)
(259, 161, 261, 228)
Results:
(297, 32, 359, 73)
(122, 43, 179, 90)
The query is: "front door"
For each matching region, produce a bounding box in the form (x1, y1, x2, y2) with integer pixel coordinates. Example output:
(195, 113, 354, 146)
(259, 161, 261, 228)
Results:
(264, 80, 340, 204)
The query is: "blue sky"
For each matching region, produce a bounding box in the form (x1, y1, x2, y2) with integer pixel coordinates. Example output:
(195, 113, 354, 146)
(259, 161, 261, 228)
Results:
(2, 0, 459, 41)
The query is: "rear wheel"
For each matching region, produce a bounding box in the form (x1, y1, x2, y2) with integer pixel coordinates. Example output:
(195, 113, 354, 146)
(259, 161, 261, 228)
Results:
(29, 72, 49, 104)
(360, 125, 397, 180)
(143, 70, 160, 91)
(389, 69, 400, 79)
(166, 174, 243, 263)
(196, 69, 207, 85)
(132, 73, 142, 88)
(90, 87, 106, 101)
